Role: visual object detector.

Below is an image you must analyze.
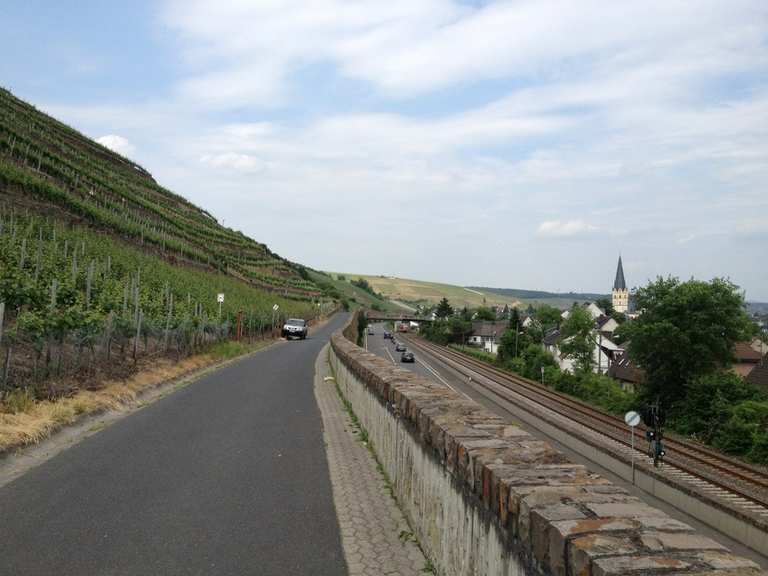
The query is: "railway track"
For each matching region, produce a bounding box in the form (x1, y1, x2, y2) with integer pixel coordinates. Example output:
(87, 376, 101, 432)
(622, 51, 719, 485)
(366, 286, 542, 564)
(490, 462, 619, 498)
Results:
(401, 334, 768, 522)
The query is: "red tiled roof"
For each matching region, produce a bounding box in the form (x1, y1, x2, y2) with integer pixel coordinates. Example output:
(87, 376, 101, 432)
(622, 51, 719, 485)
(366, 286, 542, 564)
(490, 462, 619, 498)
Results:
(734, 341, 763, 363)
(747, 359, 768, 388)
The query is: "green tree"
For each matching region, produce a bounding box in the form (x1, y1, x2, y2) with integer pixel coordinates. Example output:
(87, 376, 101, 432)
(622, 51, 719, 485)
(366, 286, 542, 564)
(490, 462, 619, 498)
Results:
(520, 343, 557, 380)
(475, 306, 496, 321)
(595, 297, 614, 316)
(560, 305, 595, 373)
(435, 297, 453, 319)
(509, 307, 521, 330)
(535, 304, 562, 332)
(671, 371, 764, 443)
(619, 277, 754, 405)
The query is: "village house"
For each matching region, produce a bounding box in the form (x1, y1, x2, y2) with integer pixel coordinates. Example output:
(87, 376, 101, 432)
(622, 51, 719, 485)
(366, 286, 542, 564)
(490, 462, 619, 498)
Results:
(467, 321, 508, 354)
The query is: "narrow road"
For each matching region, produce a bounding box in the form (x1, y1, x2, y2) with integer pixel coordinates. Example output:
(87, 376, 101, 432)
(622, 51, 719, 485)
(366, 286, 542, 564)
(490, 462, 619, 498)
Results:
(0, 313, 350, 576)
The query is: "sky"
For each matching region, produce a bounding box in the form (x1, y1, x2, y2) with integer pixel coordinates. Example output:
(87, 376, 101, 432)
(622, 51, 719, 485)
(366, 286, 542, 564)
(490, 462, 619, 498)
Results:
(2, 1, 767, 300)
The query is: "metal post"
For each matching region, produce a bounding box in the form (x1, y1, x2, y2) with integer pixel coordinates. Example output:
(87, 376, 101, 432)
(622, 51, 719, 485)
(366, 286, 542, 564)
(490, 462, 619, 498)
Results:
(631, 426, 635, 484)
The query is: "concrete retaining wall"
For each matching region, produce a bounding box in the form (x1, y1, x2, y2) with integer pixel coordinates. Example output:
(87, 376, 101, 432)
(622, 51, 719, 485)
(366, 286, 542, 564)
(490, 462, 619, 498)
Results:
(329, 319, 760, 576)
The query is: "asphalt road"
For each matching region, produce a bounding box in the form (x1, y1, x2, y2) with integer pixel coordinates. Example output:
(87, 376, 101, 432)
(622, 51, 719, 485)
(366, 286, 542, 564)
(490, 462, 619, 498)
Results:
(0, 313, 350, 576)
(365, 324, 469, 395)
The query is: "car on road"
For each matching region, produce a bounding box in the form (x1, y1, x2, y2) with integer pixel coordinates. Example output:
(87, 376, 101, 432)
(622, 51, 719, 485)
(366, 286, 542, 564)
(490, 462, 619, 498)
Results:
(401, 351, 415, 363)
(383, 331, 392, 339)
(282, 318, 308, 340)
(395, 342, 406, 352)
(368, 326, 374, 335)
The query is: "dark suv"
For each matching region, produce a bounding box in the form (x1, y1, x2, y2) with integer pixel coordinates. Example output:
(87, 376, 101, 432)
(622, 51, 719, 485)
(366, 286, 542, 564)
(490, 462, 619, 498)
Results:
(282, 318, 308, 340)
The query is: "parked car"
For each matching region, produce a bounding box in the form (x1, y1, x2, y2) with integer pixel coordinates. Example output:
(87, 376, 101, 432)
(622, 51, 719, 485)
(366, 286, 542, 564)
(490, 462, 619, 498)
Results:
(395, 343, 406, 352)
(383, 331, 392, 339)
(368, 326, 374, 335)
(401, 351, 415, 363)
(282, 318, 308, 340)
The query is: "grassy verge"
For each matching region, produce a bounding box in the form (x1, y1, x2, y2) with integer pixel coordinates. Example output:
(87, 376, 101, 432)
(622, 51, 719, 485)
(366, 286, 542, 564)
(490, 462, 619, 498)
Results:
(0, 339, 272, 453)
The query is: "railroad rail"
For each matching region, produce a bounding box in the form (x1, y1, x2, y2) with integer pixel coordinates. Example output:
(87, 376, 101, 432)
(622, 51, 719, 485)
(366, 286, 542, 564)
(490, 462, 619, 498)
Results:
(401, 334, 768, 522)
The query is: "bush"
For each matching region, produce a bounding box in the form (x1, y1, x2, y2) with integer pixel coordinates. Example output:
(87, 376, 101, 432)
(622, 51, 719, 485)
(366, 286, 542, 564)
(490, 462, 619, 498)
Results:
(2, 388, 36, 414)
(670, 371, 764, 443)
(713, 400, 768, 459)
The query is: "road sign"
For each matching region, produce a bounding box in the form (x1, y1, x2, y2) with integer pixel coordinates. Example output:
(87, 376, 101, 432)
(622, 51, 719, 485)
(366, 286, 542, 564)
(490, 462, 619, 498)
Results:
(625, 410, 641, 485)
(217, 293, 225, 303)
(272, 304, 279, 311)
(625, 411, 641, 427)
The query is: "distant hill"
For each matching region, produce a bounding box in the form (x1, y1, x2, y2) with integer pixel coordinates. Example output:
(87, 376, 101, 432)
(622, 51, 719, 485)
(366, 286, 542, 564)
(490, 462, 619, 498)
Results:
(748, 302, 768, 316)
(337, 274, 521, 309)
(469, 286, 605, 308)
(0, 88, 316, 297)
(308, 271, 405, 313)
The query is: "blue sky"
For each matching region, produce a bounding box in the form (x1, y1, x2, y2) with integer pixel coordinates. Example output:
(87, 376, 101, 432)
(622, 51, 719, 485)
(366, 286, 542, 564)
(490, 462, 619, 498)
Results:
(2, 0, 767, 300)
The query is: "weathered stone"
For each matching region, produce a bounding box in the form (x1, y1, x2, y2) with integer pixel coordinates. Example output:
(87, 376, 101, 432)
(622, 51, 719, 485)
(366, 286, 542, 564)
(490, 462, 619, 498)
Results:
(591, 555, 691, 576)
(695, 551, 761, 571)
(547, 518, 639, 576)
(568, 534, 638, 576)
(586, 501, 670, 519)
(641, 531, 727, 553)
(529, 505, 587, 570)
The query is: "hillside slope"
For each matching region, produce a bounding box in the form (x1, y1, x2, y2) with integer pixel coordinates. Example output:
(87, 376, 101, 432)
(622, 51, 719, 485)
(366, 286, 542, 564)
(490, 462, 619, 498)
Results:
(0, 88, 315, 296)
(308, 271, 406, 313)
(339, 274, 521, 309)
(0, 89, 324, 400)
(339, 274, 607, 310)
(470, 286, 605, 308)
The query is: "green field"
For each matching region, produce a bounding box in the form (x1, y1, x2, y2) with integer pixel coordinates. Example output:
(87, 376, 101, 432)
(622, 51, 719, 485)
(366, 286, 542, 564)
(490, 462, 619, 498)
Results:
(336, 274, 606, 310)
(309, 271, 406, 313)
(335, 274, 521, 309)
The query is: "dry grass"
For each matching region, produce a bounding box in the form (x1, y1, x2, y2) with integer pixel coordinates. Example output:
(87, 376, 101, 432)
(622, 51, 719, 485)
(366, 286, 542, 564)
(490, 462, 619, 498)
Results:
(0, 341, 269, 453)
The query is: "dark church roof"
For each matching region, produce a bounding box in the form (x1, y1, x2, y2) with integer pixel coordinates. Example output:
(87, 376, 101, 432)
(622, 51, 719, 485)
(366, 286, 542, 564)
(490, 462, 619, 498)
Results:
(613, 256, 627, 291)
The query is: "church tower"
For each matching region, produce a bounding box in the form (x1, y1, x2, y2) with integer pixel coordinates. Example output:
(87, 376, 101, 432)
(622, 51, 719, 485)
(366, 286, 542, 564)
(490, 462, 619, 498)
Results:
(612, 256, 628, 313)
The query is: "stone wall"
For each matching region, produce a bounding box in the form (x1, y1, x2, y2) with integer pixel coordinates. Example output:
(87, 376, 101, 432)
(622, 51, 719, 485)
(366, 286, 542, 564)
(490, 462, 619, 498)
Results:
(329, 316, 760, 576)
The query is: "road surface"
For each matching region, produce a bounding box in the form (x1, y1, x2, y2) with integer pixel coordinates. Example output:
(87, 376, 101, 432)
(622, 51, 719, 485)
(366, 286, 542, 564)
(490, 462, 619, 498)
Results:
(0, 313, 350, 576)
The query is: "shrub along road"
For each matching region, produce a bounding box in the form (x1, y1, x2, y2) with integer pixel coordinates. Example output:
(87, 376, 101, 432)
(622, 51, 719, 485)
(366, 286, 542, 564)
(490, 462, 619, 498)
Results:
(0, 313, 350, 576)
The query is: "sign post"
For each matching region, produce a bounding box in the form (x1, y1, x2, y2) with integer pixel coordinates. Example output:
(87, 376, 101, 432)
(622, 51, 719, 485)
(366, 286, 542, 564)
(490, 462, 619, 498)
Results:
(217, 293, 225, 321)
(272, 304, 280, 336)
(624, 410, 641, 485)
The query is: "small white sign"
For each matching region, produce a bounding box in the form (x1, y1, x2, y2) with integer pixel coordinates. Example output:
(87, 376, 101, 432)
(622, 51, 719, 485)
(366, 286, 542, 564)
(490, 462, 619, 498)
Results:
(272, 304, 279, 311)
(217, 293, 225, 303)
(624, 410, 641, 427)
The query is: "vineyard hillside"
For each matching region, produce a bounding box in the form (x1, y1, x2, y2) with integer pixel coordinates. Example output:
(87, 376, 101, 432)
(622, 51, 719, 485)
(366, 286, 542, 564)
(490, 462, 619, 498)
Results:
(0, 89, 330, 404)
(0, 88, 316, 296)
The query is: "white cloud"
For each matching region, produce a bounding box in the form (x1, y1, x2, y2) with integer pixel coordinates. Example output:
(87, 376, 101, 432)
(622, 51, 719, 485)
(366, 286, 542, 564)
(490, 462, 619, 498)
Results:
(200, 153, 266, 173)
(34, 1, 767, 298)
(96, 134, 135, 156)
(161, 0, 767, 104)
(536, 220, 599, 239)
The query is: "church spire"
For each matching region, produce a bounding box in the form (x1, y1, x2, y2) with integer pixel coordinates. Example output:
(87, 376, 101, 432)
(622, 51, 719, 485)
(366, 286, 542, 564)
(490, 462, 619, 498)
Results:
(613, 255, 626, 291)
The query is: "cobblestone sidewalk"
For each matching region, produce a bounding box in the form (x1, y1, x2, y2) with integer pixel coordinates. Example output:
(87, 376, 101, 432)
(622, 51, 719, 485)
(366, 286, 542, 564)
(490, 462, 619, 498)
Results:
(314, 345, 428, 576)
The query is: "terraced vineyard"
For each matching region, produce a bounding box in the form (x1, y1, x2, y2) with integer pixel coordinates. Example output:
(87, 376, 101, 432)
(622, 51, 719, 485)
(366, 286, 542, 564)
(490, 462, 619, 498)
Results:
(0, 88, 317, 296)
(0, 89, 327, 399)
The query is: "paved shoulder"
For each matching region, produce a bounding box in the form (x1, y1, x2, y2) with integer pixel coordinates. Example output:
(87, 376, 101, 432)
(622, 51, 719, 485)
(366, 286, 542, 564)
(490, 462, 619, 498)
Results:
(315, 344, 427, 576)
(0, 314, 350, 576)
